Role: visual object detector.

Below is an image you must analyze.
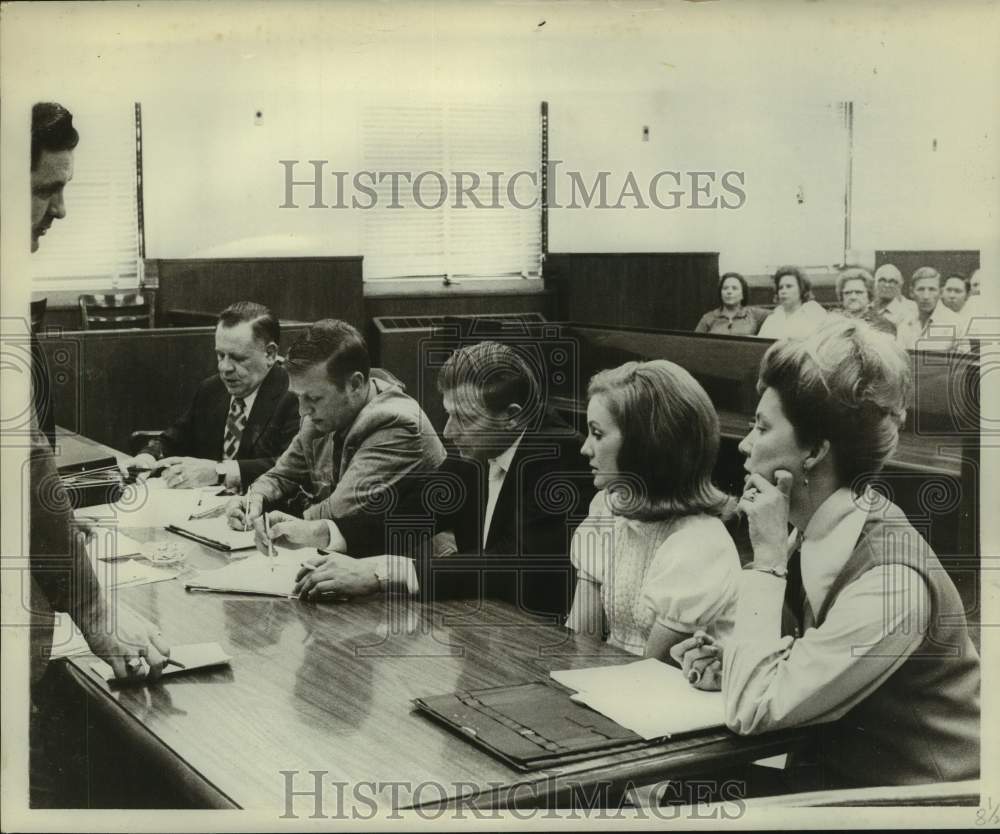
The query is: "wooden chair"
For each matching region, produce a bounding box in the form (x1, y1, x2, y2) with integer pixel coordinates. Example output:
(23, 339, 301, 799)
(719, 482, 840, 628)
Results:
(78, 292, 151, 330)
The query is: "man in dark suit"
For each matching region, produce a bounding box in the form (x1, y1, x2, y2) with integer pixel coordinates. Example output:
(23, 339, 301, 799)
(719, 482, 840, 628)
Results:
(130, 301, 300, 491)
(293, 340, 593, 621)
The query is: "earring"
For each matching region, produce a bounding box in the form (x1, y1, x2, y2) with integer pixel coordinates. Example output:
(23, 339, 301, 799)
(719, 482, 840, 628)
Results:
(804, 474, 810, 487)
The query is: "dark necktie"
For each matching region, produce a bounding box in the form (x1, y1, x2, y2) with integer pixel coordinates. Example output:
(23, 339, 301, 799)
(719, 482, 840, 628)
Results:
(781, 546, 807, 638)
(223, 397, 246, 460)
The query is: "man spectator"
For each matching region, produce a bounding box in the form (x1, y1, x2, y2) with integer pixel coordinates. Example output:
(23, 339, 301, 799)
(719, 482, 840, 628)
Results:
(831, 267, 897, 338)
(941, 273, 970, 314)
(912, 266, 967, 352)
(130, 301, 300, 492)
(292, 340, 594, 620)
(228, 319, 446, 553)
(871, 263, 919, 349)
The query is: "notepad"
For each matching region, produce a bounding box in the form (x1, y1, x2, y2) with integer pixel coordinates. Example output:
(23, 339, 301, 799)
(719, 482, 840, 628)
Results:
(85, 482, 204, 528)
(185, 554, 302, 597)
(94, 558, 179, 589)
(166, 517, 256, 553)
(550, 658, 725, 740)
(86, 528, 146, 561)
(90, 641, 231, 684)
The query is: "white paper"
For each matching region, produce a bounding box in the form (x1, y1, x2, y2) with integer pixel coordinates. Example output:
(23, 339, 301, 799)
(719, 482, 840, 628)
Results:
(93, 559, 178, 589)
(551, 658, 725, 741)
(84, 481, 204, 529)
(90, 641, 232, 683)
(184, 553, 303, 597)
(86, 528, 146, 561)
(49, 619, 92, 659)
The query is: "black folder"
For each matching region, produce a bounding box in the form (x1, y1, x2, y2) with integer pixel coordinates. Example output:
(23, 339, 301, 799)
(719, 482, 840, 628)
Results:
(414, 681, 648, 770)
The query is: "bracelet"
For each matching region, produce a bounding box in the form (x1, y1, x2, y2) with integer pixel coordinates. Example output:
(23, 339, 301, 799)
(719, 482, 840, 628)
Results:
(744, 561, 788, 579)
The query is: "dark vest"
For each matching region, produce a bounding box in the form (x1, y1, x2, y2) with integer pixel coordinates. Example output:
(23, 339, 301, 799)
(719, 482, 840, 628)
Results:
(795, 502, 980, 788)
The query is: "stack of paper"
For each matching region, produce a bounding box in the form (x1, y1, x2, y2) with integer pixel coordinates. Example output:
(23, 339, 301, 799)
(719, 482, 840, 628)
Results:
(185, 553, 303, 597)
(84, 481, 204, 529)
(551, 658, 725, 740)
(86, 528, 146, 561)
(94, 558, 179, 590)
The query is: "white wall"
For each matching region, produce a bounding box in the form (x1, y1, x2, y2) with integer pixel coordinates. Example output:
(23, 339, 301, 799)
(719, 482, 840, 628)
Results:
(3, 0, 998, 271)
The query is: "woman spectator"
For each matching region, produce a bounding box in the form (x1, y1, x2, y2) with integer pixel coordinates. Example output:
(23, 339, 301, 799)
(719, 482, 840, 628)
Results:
(567, 360, 740, 661)
(757, 266, 828, 340)
(672, 318, 980, 790)
(830, 267, 896, 338)
(694, 272, 768, 336)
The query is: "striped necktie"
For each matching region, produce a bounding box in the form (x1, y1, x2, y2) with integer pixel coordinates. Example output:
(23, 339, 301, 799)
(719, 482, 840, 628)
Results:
(223, 397, 246, 461)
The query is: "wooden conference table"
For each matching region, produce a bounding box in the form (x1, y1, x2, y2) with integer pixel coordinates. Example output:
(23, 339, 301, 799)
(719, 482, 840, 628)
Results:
(50, 431, 807, 813)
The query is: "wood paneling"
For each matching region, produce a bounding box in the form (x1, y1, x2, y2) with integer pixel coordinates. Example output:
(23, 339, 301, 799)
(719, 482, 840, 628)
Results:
(151, 256, 365, 331)
(876, 250, 980, 285)
(544, 253, 719, 331)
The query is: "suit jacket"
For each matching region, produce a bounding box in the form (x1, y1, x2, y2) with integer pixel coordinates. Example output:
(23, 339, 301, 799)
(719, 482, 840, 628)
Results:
(141, 364, 300, 487)
(29, 415, 103, 685)
(251, 369, 446, 549)
(405, 414, 594, 620)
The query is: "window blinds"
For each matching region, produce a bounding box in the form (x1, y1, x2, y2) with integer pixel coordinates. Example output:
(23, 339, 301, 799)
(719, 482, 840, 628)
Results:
(362, 103, 542, 281)
(31, 105, 141, 292)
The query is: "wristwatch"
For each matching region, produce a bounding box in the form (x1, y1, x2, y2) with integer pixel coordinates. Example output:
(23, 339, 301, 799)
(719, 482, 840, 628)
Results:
(745, 561, 788, 579)
(215, 462, 227, 486)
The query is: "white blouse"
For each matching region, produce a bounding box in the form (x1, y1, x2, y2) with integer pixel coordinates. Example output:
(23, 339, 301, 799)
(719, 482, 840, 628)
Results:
(570, 491, 741, 656)
(757, 300, 828, 340)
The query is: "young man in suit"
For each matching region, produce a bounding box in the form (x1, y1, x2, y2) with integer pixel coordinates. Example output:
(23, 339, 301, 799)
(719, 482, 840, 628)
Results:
(229, 318, 446, 554)
(130, 301, 300, 491)
(292, 340, 593, 621)
(28, 102, 169, 806)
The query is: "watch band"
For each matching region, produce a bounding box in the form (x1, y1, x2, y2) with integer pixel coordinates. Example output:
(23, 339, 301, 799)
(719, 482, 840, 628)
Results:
(744, 561, 789, 579)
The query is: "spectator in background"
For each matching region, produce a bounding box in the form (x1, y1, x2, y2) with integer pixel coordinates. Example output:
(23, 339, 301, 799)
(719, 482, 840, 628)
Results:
(960, 268, 988, 344)
(694, 272, 768, 336)
(830, 268, 896, 338)
(941, 273, 970, 314)
(912, 267, 967, 352)
(756, 266, 828, 340)
(871, 264, 919, 349)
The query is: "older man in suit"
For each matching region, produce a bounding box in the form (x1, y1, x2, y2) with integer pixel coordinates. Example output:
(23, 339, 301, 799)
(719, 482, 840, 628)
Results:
(230, 319, 446, 555)
(293, 340, 593, 620)
(131, 301, 300, 491)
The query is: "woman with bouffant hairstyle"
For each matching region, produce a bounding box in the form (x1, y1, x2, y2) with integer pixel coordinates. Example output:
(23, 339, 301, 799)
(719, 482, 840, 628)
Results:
(567, 360, 740, 661)
(673, 318, 980, 790)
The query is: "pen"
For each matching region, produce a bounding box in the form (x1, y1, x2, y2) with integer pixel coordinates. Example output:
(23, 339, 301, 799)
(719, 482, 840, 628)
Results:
(164, 657, 187, 670)
(189, 503, 225, 520)
(264, 512, 276, 566)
